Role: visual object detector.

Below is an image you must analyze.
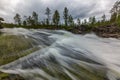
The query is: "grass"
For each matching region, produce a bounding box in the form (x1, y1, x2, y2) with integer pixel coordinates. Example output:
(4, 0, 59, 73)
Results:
(0, 34, 40, 80)
(0, 35, 39, 66)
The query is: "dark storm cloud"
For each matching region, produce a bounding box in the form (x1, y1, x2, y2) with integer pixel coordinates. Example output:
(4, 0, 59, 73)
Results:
(0, 0, 118, 22)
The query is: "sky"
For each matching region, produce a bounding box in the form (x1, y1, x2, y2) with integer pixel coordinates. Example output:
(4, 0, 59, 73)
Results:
(0, 0, 118, 23)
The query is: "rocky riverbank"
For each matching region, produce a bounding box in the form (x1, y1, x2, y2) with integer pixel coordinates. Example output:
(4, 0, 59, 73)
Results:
(68, 25, 120, 38)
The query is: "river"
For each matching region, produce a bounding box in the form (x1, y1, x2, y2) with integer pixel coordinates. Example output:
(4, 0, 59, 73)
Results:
(0, 28, 120, 80)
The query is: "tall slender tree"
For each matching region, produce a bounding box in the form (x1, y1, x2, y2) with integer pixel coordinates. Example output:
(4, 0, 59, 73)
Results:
(92, 16, 96, 24)
(68, 15, 74, 26)
(89, 17, 92, 24)
(84, 19, 87, 25)
(0, 17, 4, 28)
(110, 12, 117, 22)
(32, 11, 38, 25)
(110, 1, 120, 22)
(14, 13, 21, 25)
(63, 7, 69, 26)
(110, 1, 120, 17)
(27, 16, 35, 26)
(102, 14, 106, 22)
(23, 16, 27, 26)
(45, 7, 51, 25)
(77, 18, 81, 26)
(52, 10, 60, 26)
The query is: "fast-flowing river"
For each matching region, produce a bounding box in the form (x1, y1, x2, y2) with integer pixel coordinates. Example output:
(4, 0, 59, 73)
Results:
(0, 28, 120, 80)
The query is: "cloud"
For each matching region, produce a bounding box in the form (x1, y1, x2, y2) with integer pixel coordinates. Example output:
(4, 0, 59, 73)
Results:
(0, 0, 118, 23)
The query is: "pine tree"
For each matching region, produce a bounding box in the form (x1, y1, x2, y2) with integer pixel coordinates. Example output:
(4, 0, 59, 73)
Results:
(45, 7, 51, 25)
(68, 15, 74, 26)
(92, 16, 96, 24)
(52, 10, 60, 26)
(27, 16, 35, 26)
(77, 18, 81, 26)
(23, 21, 27, 26)
(32, 11, 38, 25)
(63, 7, 69, 26)
(102, 14, 106, 22)
(0, 17, 4, 28)
(14, 13, 21, 25)
(89, 17, 92, 24)
(110, 12, 117, 22)
(110, 1, 120, 17)
(84, 19, 87, 25)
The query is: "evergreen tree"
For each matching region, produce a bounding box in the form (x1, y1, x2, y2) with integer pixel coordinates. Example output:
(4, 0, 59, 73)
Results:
(45, 7, 51, 25)
(84, 19, 87, 25)
(102, 14, 106, 22)
(14, 13, 21, 25)
(0, 17, 4, 23)
(52, 10, 60, 26)
(89, 16, 96, 25)
(110, 12, 117, 22)
(68, 15, 74, 26)
(110, 1, 120, 17)
(63, 7, 69, 26)
(77, 18, 81, 26)
(32, 11, 38, 25)
(110, 1, 120, 22)
(0, 17, 4, 28)
(23, 21, 27, 26)
(27, 16, 35, 26)
(92, 16, 96, 24)
(89, 17, 92, 23)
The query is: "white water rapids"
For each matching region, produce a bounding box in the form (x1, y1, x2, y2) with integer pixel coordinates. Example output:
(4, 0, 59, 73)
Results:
(0, 28, 120, 80)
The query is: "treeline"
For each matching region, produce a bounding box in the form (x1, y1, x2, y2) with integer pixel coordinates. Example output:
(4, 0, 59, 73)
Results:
(11, 7, 109, 29)
(12, 7, 75, 28)
(1, 1, 120, 30)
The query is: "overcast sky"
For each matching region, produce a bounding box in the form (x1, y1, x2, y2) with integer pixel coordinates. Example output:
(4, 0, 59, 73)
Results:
(0, 0, 118, 23)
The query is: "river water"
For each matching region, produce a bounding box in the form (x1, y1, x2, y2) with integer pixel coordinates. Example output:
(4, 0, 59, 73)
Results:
(0, 28, 120, 80)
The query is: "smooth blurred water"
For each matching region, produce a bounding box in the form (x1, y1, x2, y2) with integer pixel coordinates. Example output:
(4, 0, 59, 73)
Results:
(0, 28, 120, 80)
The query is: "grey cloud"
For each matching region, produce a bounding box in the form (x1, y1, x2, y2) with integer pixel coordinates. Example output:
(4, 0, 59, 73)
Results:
(0, 0, 118, 22)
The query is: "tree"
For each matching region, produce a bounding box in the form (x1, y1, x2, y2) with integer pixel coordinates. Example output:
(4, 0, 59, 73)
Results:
(0, 17, 4, 28)
(32, 11, 38, 25)
(45, 7, 51, 25)
(52, 10, 60, 26)
(68, 15, 74, 26)
(27, 16, 35, 26)
(92, 16, 96, 24)
(23, 21, 27, 26)
(102, 14, 106, 22)
(110, 1, 120, 17)
(0, 17, 4, 23)
(110, 1, 120, 22)
(77, 18, 81, 26)
(89, 16, 96, 25)
(14, 13, 21, 25)
(89, 17, 92, 24)
(83, 19, 87, 25)
(63, 7, 69, 26)
(110, 12, 117, 22)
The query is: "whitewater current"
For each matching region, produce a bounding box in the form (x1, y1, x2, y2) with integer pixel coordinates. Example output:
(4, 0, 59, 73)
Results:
(0, 28, 120, 80)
